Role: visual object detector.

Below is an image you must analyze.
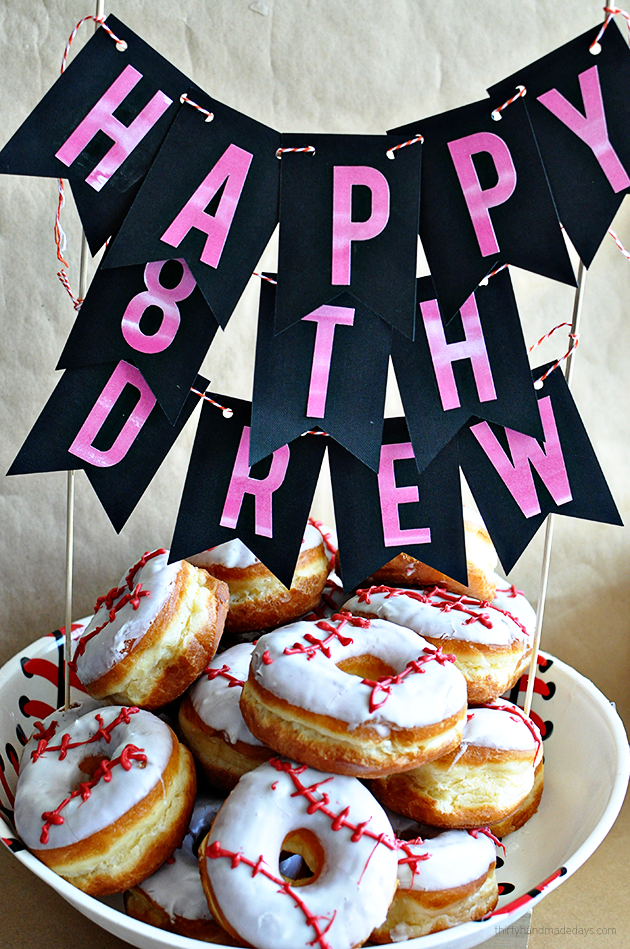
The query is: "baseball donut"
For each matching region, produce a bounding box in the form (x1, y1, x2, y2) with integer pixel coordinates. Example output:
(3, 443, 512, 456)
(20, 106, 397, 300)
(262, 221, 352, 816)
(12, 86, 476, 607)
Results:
(73, 548, 229, 709)
(239, 613, 468, 777)
(198, 757, 398, 949)
(14, 703, 196, 895)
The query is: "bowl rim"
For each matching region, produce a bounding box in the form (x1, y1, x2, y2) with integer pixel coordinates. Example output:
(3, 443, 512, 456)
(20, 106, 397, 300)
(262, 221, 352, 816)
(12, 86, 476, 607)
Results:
(1, 633, 628, 949)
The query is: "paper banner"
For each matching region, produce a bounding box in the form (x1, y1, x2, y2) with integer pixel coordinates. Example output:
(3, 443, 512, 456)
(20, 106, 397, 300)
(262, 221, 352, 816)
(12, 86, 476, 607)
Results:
(275, 133, 422, 339)
(103, 87, 280, 329)
(249, 275, 391, 471)
(390, 96, 576, 321)
(329, 419, 466, 593)
(7, 363, 207, 532)
(392, 269, 543, 475)
(489, 23, 630, 269)
(458, 363, 623, 573)
(169, 395, 328, 588)
(0, 15, 200, 254)
(57, 258, 219, 424)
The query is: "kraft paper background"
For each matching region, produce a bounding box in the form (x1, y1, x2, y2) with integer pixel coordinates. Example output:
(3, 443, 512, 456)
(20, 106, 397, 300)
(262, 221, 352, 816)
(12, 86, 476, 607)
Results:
(0, 2, 628, 947)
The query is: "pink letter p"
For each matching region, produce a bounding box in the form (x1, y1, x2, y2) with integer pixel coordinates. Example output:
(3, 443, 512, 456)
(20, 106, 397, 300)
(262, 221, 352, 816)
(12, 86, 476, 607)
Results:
(448, 132, 517, 257)
(331, 166, 390, 284)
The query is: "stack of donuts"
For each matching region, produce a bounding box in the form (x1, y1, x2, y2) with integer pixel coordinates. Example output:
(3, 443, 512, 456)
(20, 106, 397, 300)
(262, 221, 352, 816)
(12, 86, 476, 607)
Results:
(12, 515, 544, 948)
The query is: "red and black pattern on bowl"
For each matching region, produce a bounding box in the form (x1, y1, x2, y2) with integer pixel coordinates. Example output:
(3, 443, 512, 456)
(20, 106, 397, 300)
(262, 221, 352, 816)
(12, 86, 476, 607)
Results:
(508, 656, 555, 740)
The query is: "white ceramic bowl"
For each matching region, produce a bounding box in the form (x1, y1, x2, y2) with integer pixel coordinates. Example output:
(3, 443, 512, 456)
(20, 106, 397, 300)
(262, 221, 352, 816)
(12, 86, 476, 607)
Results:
(0, 629, 628, 949)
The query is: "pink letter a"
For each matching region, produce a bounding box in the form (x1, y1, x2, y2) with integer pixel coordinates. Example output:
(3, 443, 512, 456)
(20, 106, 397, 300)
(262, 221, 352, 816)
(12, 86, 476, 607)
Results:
(161, 143, 253, 268)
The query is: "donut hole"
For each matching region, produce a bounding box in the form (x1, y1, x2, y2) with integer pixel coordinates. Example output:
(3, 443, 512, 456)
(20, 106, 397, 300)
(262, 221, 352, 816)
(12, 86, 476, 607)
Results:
(78, 755, 109, 777)
(336, 654, 397, 680)
(279, 828, 325, 887)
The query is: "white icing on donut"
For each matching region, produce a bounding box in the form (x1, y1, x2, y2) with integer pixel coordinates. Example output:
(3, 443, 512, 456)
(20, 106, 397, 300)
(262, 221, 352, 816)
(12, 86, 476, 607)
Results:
(188, 524, 325, 571)
(74, 550, 181, 685)
(204, 759, 398, 949)
(397, 829, 496, 892)
(188, 643, 263, 747)
(15, 705, 173, 850)
(492, 575, 537, 636)
(308, 520, 338, 563)
(464, 701, 543, 765)
(342, 587, 526, 646)
(138, 794, 224, 923)
(250, 616, 467, 737)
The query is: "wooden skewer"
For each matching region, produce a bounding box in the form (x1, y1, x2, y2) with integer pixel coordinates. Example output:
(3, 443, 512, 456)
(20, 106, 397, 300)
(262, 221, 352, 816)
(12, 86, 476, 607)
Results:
(523, 258, 586, 716)
(63, 0, 104, 711)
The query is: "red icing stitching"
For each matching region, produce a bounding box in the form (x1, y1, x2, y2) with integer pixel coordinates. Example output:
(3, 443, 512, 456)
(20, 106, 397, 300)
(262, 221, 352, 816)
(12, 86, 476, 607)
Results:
(475, 701, 542, 762)
(94, 584, 126, 613)
(31, 707, 140, 763)
(396, 841, 431, 888)
(308, 518, 338, 557)
(204, 663, 244, 688)
(39, 743, 147, 844)
(69, 581, 151, 672)
(270, 758, 397, 852)
(282, 613, 369, 660)
(468, 826, 506, 855)
(125, 548, 167, 590)
(361, 646, 456, 712)
(262, 650, 274, 665)
(206, 840, 337, 949)
(356, 585, 529, 637)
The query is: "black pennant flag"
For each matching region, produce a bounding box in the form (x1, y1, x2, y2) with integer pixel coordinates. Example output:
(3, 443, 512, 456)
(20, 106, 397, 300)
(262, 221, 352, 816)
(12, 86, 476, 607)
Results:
(390, 96, 576, 321)
(250, 275, 391, 471)
(458, 363, 623, 574)
(392, 269, 543, 475)
(57, 258, 219, 424)
(103, 88, 280, 330)
(275, 133, 422, 339)
(169, 395, 328, 588)
(7, 364, 207, 532)
(489, 22, 630, 268)
(329, 419, 466, 593)
(0, 15, 201, 254)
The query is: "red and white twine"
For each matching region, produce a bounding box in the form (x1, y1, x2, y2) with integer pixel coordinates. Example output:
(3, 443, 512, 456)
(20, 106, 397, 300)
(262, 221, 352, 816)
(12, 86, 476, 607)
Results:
(479, 262, 509, 286)
(608, 227, 630, 261)
(276, 145, 317, 158)
(386, 134, 424, 160)
(491, 85, 526, 122)
(590, 7, 630, 54)
(180, 93, 214, 122)
(528, 321, 579, 386)
(190, 387, 234, 418)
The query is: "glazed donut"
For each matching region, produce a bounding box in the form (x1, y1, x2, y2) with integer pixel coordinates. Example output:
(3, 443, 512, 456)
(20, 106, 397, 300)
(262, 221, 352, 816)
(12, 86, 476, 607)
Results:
(187, 523, 331, 635)
(492, 575, 537, 681)
(73, 548, 229, 709)
(14, 703, 196, 895)
(367, 508, 498, 602)
(198, 758, 398, 949)
(370, 700, 543, 832)
(124, 793, 238, 943)
(343, 584, 529, 704)
(239, 613, 468, 777)
(179, 642, 272, 790)
(371, 829, 499, 942)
